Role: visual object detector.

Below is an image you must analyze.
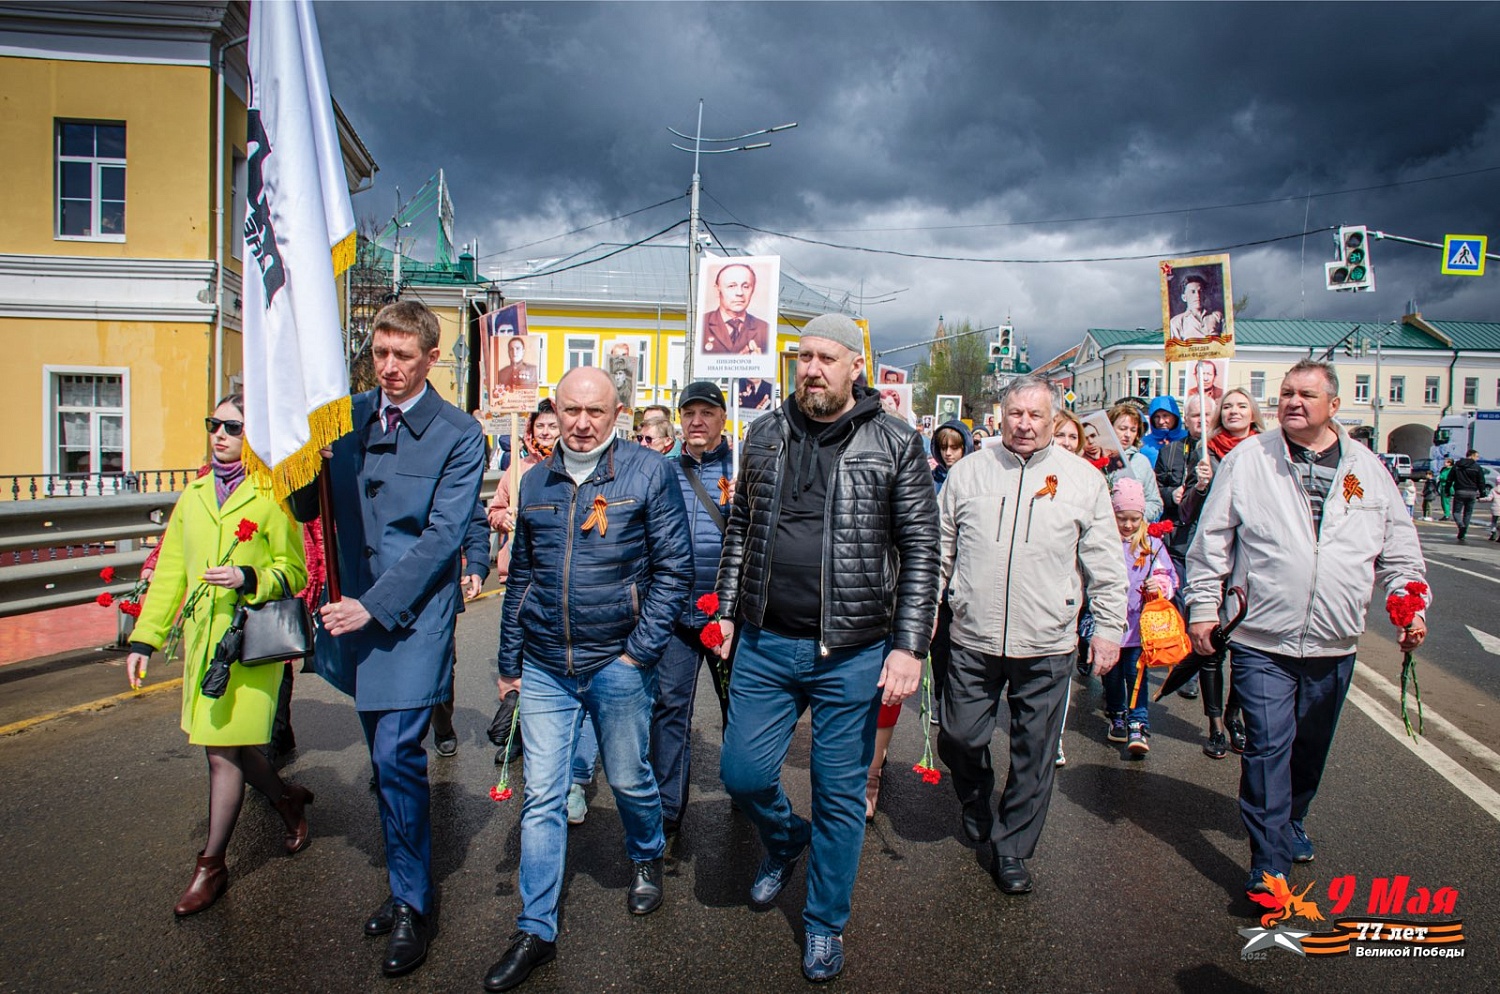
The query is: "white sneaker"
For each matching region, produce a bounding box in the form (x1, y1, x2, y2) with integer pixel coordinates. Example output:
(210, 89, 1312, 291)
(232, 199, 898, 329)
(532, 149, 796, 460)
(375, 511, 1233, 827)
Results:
(567, 784, 588, 825)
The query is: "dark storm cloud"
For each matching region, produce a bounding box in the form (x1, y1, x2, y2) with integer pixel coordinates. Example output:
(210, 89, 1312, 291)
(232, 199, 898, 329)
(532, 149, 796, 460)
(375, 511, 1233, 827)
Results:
(316, 1, 1500, 359)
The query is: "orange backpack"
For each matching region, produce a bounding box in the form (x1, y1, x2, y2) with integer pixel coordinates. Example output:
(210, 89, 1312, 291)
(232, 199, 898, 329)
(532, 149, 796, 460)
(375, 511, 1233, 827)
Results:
(1132, 594, 1192, 709)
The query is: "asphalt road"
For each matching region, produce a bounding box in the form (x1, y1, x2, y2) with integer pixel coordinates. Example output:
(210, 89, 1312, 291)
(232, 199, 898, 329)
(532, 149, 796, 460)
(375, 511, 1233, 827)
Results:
(1, 544, 1497, 993)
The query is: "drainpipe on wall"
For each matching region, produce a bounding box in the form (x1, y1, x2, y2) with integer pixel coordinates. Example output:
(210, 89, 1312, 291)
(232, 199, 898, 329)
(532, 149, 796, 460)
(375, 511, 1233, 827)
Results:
(212, 35, 249, 408)
(1442, 347, 1460, 416)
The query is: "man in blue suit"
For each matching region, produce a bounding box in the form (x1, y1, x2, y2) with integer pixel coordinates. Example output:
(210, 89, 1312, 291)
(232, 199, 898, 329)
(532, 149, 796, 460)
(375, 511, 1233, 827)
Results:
(301, 300, 486, 978)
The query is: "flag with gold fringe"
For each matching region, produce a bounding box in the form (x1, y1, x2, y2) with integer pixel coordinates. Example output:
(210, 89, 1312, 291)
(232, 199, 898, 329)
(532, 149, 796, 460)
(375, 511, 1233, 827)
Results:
(240, 0, 356, 501)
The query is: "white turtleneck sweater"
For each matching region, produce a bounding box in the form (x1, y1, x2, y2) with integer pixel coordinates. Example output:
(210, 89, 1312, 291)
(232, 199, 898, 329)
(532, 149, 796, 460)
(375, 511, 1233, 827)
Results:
(561, 434, 615, 485)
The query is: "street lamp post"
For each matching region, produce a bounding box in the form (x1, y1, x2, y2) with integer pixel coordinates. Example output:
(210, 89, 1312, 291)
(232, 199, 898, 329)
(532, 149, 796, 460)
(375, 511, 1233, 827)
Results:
(1355, 324, 1399, 451)
(669, 102, 796, 381)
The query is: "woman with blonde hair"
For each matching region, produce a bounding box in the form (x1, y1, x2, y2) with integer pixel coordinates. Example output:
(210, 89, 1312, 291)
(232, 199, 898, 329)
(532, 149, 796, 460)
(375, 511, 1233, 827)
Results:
(1177, 386, 1263, 758)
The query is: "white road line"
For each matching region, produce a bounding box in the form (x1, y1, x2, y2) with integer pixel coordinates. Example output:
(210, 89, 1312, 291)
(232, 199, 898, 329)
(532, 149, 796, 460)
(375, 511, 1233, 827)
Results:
(1424, 556, 1500, 585)
(1354, 664, 1500, 776)
(1346, 682, 1500, 824)
(1467, 624, 1500, 657)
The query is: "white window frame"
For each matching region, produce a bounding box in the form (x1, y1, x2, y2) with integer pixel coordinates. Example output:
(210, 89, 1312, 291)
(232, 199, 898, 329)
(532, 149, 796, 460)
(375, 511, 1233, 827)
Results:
(1354, 374, 1370, 403)
(1424, 376, 1441, 405)
(664, 339, 688, 400)
(41, 365, 131, 476)
(1464, 376, 1478, 407)
(1389, 375, 1405, 405)
(566, 334, 598, 371)
(634, 337, 652, 388)
(1250, 371, 1266, 401)
(55, 120, 126, 242)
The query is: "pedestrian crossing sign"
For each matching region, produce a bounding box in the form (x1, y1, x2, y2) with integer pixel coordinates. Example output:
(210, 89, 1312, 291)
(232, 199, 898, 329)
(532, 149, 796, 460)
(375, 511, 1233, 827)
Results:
(1441, 234, 1487, 276)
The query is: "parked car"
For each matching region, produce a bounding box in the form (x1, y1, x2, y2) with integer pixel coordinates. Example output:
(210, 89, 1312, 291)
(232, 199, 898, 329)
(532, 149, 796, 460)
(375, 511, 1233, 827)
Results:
(1378, 453, 1412, 481)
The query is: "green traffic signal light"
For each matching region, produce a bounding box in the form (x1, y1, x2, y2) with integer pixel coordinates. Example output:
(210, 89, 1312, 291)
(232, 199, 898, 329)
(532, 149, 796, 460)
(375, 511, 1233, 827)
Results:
(1349, 265, 1367, 282)
(1347, 247, 1365, 265)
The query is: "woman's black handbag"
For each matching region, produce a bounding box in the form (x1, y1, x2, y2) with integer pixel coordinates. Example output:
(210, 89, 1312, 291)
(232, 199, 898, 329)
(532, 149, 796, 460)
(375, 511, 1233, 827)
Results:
(238, 571, 314, 666)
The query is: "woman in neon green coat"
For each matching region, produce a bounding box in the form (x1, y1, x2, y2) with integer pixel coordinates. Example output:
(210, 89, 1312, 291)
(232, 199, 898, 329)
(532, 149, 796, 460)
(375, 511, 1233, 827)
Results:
(126, 393, 312, 917)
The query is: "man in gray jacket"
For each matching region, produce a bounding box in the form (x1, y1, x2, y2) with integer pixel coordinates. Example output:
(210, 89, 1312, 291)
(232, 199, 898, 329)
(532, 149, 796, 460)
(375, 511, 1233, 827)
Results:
(1185, 360, 1429, 896)
(937, 375, 1127, 896)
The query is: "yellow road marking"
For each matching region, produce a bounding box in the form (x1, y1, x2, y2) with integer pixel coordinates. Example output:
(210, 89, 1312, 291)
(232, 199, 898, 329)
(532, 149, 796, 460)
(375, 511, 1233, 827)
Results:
(0, 678, 182, 738)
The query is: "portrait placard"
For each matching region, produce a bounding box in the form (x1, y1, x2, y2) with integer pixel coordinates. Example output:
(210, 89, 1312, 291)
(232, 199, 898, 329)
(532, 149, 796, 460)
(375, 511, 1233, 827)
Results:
(1161, 254, 1234, 362)
(480, 302, 538, 418)
(695, 254, 779, 379)
(877, 383, 915, 426)
(877, 364, 908, 384)
(935, 394, 963, 423)
(1079, 410, 1127, 473)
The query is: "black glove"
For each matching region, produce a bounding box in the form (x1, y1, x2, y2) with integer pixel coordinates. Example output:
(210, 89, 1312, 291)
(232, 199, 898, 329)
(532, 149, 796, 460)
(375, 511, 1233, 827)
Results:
(201, 611, 245, 699)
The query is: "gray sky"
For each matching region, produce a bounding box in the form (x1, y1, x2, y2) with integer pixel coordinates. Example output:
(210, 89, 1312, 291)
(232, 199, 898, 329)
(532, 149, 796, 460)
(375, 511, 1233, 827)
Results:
(317, 1, 1500, 364)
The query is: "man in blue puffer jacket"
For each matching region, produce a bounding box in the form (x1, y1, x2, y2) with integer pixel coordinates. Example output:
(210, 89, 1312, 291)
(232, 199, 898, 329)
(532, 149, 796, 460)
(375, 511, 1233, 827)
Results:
(651, 381, 735, 841)
(485, 367, 693, 992)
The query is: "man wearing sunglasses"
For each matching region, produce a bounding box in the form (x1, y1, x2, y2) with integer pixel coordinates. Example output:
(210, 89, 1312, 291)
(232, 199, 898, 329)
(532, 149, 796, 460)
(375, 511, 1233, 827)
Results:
(293, 300, 486, 978)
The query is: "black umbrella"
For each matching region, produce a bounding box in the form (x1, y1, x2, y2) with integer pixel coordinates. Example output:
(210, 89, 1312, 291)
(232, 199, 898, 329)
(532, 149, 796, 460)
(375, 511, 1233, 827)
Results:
(1154, 587, 1246, 701)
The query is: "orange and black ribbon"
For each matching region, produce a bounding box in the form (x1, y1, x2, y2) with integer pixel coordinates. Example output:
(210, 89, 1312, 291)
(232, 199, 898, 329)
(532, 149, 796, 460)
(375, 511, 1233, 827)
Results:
(718, 477, 732, 506)
(1301, 918, 1465, 956)
(1343, 473, 1365, 502)
(1034, 475, 1058, 500)
(581, 495, 609, 537)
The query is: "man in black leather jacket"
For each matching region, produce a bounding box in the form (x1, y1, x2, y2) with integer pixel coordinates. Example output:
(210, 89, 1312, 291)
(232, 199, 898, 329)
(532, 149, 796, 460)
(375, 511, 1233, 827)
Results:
(708, 314, 939, 983)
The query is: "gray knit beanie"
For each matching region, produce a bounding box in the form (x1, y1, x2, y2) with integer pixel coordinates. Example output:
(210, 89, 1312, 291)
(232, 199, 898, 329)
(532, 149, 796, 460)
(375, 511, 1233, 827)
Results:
(799, 314, 863, 356)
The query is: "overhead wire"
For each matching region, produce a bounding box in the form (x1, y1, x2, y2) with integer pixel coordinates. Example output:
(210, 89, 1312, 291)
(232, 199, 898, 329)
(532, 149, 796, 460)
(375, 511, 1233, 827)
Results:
(477, 194, 687, 261)
(704, 219, 1334, 264)
(493, 218, 688, 283)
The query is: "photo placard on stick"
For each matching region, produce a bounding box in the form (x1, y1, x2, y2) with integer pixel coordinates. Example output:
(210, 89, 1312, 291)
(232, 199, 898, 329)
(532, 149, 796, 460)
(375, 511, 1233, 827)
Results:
(1079, 410, 1128, 474)
(877, 383, 915, 426)
(695, 254, 780, 379)
(1161, 254, 1234, 363)
(877, 363, 908, 384)
(480, 302, 538, 425)
(935, 394, 963, 424)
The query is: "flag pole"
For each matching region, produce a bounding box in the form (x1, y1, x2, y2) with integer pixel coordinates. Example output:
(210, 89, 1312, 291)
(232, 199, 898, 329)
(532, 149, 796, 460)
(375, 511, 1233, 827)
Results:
(317, 461, 341, 602)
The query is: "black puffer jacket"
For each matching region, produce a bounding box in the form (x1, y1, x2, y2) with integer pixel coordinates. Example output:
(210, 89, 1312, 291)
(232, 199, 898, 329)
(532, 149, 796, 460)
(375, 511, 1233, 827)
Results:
(717, 386, 940, 655)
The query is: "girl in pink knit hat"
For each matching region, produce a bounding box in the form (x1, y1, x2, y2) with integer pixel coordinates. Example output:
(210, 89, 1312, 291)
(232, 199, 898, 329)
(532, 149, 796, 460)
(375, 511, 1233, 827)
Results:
(1102, 478, 1178, 756)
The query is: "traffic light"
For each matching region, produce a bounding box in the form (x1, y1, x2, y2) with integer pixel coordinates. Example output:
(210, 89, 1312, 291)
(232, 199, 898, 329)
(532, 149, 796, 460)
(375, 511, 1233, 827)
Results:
(1326, 225, 1375, 292)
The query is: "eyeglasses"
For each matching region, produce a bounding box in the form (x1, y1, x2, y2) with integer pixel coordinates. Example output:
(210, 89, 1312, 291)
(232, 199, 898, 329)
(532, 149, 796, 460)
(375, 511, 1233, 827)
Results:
(205, 417, 245, 436)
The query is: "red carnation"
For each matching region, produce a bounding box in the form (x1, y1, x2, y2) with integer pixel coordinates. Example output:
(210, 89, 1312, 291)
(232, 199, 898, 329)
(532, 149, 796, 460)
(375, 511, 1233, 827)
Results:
(489, 785, 513, 803)
(235, 518, 259, 543)
(96, 592, 114, 607)
(99, 566, 116, 583)
(1146, 521, 1175, 539)
(700, 622, 725, 650)
(912, 762, 943, 785)
(1405, 581, 1429, 598)
(119, 600, 143, 618)
(697, 592, 720, 616)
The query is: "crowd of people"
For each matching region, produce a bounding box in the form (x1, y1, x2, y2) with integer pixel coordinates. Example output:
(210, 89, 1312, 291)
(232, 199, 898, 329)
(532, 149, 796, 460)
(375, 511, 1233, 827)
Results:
(124, 302, 1432, 988)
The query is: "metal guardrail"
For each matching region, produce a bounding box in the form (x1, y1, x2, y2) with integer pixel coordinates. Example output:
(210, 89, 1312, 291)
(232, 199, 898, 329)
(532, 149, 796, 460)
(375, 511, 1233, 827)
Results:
(3, 469, 200, 501)
(0, 493, 177, 620)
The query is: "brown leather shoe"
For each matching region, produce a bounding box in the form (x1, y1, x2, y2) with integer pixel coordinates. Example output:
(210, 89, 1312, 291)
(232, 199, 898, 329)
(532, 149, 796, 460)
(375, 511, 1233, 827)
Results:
(174, 853, 227, 916)
(273, 784, 314, 854)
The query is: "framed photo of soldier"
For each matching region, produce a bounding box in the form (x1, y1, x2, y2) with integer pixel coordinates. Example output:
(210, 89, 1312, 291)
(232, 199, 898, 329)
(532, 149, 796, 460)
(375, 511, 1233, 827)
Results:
(1161, 253, 1234, 363)
(695, 254, 780, 379)
(935, 394, 963, 424)
(481, 302, 540, 420)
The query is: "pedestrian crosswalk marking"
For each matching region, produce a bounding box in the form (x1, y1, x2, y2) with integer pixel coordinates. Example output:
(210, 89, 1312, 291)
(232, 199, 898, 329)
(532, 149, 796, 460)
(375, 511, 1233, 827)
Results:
(1451, 243, 1477, 267)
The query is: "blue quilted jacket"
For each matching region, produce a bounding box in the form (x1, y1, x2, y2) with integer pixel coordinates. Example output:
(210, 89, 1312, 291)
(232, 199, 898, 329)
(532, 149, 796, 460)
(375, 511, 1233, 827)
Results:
(498, 438, 693, 678)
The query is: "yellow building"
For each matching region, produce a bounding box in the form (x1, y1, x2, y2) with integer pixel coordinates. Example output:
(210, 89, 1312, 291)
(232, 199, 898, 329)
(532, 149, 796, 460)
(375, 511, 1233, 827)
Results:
(1061, 313, 1500, 459)
(484, 243, 860, 411)
(0, 1, 376, 492)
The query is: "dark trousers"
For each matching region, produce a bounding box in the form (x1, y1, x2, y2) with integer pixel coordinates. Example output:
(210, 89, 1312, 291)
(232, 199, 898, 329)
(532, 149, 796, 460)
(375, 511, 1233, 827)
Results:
(651, 628, 713, 824)
(928, 599, 955, 706)
(271, 664, 295, 754)
(1231, 643, 1354, 874)
(937, 643, 1071, 859)
(360, 706, 436, 915)
(1453, 497, 1477, 537)
(431, 636, 458, 740)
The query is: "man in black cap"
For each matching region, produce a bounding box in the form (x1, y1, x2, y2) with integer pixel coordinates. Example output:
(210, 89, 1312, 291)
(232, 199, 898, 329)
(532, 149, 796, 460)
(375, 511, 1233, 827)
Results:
(651, 381, 735, 838)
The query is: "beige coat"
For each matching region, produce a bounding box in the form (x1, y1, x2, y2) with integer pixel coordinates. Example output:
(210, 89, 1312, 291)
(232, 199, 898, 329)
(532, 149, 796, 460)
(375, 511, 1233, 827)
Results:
(939, 442, 1127, 657)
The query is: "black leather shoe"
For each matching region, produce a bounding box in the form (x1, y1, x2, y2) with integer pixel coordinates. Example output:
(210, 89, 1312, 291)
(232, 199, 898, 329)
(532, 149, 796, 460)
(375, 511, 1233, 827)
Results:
(363, 895, 395, 936)
(434, 734, 458, 758)
(483, 931, 556, 992)
(381, 903, 430, 977)
(627, 858, 664, 915)
(991, 854, 1033, 895)
(961, 799, 993, 844)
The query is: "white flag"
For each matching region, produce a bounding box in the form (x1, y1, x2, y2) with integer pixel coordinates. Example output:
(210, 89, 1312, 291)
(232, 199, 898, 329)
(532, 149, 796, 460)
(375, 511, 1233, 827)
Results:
(241, 0, 356, 500)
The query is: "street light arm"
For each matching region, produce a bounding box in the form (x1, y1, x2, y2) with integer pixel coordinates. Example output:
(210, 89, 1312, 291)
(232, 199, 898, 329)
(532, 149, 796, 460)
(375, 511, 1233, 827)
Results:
(671, 142, 774, 154)
(668, 122, 797, 143)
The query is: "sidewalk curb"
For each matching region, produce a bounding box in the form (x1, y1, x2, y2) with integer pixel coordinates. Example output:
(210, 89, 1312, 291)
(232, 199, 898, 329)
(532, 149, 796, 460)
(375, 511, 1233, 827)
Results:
(0, 678, 181, 738)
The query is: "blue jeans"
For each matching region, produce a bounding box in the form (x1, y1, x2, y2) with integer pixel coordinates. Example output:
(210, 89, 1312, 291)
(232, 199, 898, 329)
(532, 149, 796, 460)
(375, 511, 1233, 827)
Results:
(1230, 643, 1354, 874)
(572, 709, 598, 785)
(516, 660, 664, 942)
(1102, 646, 1149, 726)
(719, 625, 885, 937)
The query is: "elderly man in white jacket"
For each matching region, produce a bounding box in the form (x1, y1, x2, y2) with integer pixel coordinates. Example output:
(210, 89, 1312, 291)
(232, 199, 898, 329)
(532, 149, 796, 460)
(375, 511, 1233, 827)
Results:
(1185, 360, 1429, 897)
(937, 375, 1127, 896)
